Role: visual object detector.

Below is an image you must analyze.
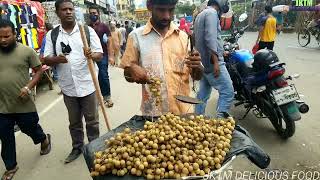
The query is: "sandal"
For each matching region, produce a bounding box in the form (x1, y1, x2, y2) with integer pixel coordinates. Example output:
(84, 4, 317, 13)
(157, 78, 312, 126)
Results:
(2, 166, 19, 180)
(40, 134, 51, 155)
(104, 99, 114, 108)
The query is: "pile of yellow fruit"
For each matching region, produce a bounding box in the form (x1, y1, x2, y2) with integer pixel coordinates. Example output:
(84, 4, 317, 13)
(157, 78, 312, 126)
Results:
(90, 113, 236, 179)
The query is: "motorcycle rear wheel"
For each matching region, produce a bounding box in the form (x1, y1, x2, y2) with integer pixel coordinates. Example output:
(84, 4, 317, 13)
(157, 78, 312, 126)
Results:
(260, 96, 295, 139)
(270, 109, 295, 139)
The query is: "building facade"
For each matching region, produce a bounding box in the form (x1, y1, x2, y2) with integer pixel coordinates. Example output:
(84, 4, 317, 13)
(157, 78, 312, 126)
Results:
(117, 0, 133, 14)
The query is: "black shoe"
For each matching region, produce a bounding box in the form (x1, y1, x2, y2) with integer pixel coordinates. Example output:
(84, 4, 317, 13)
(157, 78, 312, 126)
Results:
(64, 148, 82, 164)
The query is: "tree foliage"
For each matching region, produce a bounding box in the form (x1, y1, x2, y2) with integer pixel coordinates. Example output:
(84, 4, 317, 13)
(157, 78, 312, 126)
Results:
(129, 4, 136, 14)
(231, 1, 252, 16)
(175, 4, 196, 16)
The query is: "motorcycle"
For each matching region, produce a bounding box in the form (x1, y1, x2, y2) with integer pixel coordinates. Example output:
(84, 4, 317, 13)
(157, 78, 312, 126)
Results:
(223, 20, 309, 139)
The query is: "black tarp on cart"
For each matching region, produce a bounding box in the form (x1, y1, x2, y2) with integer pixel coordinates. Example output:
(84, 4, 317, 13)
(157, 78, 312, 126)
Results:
(83, 115, 271, 180)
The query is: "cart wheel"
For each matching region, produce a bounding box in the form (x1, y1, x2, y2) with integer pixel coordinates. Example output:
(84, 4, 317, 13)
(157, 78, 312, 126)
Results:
(298, 29, 311, 47)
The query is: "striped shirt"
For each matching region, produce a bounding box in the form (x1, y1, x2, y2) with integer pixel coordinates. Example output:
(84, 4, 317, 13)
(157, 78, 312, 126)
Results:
(120, 20, 192, 116)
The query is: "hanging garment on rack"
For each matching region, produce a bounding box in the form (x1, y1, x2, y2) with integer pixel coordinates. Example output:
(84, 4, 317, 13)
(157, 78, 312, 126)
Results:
(20, 28, 27, 46)
(24, 5, 31, 26)
(28, 14, 33, 24)
(20, 4, 26, 14)
(19, 13, 27, 24)
(27, 5, 33, 16)
(31, 28, 38, 49)
(31, 6, 37, 14)
(26, 5, 34, 27)
(8, 4, 17, 28)
(26, 28, 33, 49)
(32, 14, 38, 28)
(19, 4, 27, 24)
(13, 4, 21, 29)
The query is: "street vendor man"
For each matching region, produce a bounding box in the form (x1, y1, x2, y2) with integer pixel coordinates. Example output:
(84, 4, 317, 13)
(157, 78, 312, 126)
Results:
(120, 0, 204, 116)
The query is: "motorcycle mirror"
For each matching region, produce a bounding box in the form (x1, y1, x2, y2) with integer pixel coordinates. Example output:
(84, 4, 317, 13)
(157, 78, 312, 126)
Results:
(239, 13, 248, 22)
(239, 29, 245, 35)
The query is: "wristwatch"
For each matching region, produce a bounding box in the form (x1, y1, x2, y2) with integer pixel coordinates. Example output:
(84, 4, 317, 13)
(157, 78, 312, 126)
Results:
(24, 86, 32, 95)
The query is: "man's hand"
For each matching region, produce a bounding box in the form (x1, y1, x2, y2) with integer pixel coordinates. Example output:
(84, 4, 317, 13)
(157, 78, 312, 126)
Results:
(185, 51, 202, 69)
(83, 47, 93, 60)
(213, 63, 220, 78)
(185, 51, 203, 80)
(57, 54, 68, 63)
(210, 53, 220, 78)
(223, 51, 230, 57)
(19, 87, 30, 98)
(124, 64, 150, 84)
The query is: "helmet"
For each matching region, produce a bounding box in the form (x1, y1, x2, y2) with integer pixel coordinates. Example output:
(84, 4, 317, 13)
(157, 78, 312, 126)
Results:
(208, 0, 230, 14)
(252, 49, 279, 72)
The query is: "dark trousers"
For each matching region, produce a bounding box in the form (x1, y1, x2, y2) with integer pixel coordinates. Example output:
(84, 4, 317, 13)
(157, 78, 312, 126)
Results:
(96, 56, 111, 98)
(0, 112, 46, 171)
(63, 92, 99, 150)
(120, 44, 126, 55)
(258, 41, 275, 51)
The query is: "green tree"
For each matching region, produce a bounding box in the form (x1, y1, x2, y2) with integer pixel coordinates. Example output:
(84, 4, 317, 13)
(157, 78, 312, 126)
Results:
(129, 4, 136, 14)
(231, 1, 251, 16)
(175, 4, 196, 16)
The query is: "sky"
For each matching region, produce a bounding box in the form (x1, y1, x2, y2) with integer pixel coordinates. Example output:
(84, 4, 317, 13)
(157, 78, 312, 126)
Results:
(134, 0, 147, 9)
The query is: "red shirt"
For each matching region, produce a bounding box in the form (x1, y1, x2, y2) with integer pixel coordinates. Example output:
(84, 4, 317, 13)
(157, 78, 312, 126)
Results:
(90, 22, 111, 56)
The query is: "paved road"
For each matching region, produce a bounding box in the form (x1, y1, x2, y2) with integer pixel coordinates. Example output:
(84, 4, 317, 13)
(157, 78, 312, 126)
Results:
(0, 32, 319, 179)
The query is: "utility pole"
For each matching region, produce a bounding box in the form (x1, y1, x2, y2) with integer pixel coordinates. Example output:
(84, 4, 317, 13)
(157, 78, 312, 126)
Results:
(245, 0, 247, 13)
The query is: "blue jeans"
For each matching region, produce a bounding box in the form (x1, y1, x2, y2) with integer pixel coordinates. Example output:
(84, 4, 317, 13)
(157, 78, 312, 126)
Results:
(97, 56, 111, 98)
(52, 66, 58, 81)
(195, 62, 234, 115)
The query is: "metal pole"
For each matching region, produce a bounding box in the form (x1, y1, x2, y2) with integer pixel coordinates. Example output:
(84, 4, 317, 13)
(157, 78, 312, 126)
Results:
(245, 0, 247, 12)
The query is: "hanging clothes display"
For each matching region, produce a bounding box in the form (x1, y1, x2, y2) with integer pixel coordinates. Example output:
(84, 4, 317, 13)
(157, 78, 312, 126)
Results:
(20, 27, 27, 45)
(31, 28, 38, 49)
(31, 1, 45, 47)
(0, 0, 45, 50)
(8, 4, 17, 28)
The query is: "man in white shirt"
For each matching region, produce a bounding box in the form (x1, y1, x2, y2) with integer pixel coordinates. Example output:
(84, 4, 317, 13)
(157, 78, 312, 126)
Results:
(43, 0, 103, 163)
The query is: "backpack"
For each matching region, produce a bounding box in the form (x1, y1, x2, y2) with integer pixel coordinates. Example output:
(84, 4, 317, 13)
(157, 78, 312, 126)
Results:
(255, 14, 268, 26)
(51, 24, 90, 56)
(220, 11, 233, 31)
